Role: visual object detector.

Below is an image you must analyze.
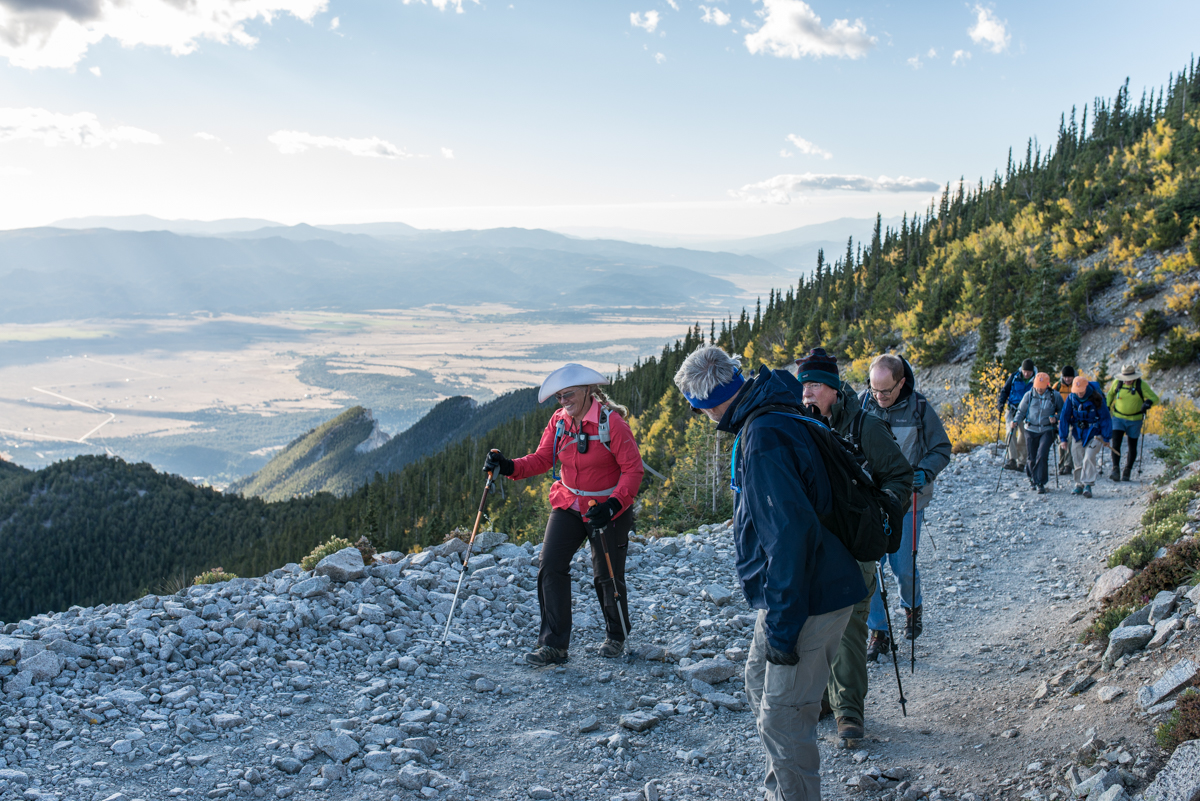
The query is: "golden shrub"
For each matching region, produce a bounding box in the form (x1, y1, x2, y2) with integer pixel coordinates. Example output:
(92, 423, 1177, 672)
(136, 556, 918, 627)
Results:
(941, 362, 1008, 453)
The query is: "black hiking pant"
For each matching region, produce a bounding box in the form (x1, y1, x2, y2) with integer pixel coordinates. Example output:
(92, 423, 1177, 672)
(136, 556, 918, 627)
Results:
(1111, 429, 1138, 471)
(1025, 429, 1054, 488)
(536, 507, 633, 650)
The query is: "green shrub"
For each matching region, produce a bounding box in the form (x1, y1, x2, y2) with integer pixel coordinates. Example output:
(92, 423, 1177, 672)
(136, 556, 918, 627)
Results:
(300, 536, 354, 571)
(1149, 327, 1200, 371)
(1111, 539, 1200, 608)
(1110, 514, 1188, 568)
(1157, 689, 1200, 753)
(1137, 308, 1171, 341)
(1153, 402, 1200, 466)
(192, 567, 237, 586)
(1126, 280, 1161, 301)
(1080, 604, 1133, 645)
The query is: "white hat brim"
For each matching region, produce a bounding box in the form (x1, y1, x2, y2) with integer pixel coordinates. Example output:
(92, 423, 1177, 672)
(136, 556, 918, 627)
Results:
(538, 363, 609, 403)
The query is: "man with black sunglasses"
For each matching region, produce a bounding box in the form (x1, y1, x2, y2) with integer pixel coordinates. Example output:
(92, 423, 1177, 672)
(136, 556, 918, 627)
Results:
(859, 354, 951, 660)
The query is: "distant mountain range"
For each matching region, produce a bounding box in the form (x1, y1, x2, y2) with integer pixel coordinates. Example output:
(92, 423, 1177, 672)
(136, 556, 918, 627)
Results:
(229, 388, 543, 501)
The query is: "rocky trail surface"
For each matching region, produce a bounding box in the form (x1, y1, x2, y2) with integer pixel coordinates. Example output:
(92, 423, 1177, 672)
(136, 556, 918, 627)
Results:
(0, 443, 1193, 801)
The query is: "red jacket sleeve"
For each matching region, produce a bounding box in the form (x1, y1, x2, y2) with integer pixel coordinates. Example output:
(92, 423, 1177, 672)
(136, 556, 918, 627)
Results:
(605, 412, 644, 513)
(509, 413, 561, 481)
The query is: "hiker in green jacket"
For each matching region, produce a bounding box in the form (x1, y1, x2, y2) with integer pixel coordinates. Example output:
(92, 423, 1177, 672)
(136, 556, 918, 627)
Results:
(792, 348, 912, 746)
(1106, 363, 1158, 482)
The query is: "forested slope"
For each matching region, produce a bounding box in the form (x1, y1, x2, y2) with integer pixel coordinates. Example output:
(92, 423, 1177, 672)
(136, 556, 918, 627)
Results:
(3, 62, 1200, 623)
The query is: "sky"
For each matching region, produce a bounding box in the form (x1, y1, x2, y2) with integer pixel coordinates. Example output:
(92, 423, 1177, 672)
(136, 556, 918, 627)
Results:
(0, 0, 1197, 238)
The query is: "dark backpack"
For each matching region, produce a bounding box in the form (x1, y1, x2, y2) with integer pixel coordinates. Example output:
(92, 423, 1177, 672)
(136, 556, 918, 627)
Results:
(734, 403, 902, 561)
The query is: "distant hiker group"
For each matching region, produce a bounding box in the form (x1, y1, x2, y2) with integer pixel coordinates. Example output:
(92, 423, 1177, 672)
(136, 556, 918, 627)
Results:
(1000, 360, 1156, 496)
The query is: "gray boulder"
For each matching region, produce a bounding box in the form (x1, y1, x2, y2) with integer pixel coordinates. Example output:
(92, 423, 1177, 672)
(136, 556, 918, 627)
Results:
(17, 649, 63, 683)
(0, 635, 22, 662)
(1118, 605, 1152, 629)
(676, 657, 738, 685)
(290, 575, 332, 598)
(1089, 566, 1135, 603)
(1138, 659, 1198, 709)
(1103, 625, 1153, 668)
(314, 730, 360, 762)
(471, 531, 508, 553)
(492, 543, 527, 561)
(1141, 739, 1200, 800)
(1150, 591, 1179, 624)
(314, 547, 366, 582)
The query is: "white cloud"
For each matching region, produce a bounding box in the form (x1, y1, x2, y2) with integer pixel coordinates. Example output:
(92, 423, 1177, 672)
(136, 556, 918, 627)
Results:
(268, 130, 412, 159)
(665, 0, 678, 9)
(927, 47, 937, 57)
(440, 146, 454, 159)
(0, 0, 328, 70)
(744, 0, 875, 60)
(952, 48, 971, 65)
(968, 4, 1009, 53)
(785, 133, 832, 160)
(329, 16, 339, 30)
(0, 164, 32, 175)
(401, 0, 480, 13)
(88, 64, 99, 76)
(732, 172, 941, 203)
(654, 51, 665, 63)
(194, 132, 219, 141)
(699, 5, 730, 26)
(906, 54, 921, 69)
(0, 107, 160, 147)
(630, 10, 659, 33)
(779, 149, 792, 158)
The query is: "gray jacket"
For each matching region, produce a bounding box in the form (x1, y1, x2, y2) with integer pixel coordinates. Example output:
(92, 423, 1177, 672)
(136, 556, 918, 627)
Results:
(859, 359, 952, 512)
(1014, 387, 1063, 434)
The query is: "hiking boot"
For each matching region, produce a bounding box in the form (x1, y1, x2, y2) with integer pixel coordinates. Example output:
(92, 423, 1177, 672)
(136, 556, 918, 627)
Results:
(836, 717, 865, 742)
(1004, 459, 1021, 472)
(865, 630, 890, 663)
(597, 639, 624, 659)
(1122, 467, 1132, 482)
(1109, 466, 1121, 482)
(1037, 485, 1047, 494)
(1072, 485, 1084, 495)
(904, 606, 923, 640)
(524, 646, 569, 667)
(1083, 485, 1093, 498)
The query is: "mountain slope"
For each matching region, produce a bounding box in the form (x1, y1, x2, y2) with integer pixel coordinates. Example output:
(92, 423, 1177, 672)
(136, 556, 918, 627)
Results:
(229, 388, 543, 501)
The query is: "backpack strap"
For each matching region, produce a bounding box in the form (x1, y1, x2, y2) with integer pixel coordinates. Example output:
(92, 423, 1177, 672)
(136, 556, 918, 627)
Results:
(849, 408, 866, 449)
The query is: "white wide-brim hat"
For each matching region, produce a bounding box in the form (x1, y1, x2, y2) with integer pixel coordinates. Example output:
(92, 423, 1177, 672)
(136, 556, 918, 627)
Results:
(538, 363, 609, 403)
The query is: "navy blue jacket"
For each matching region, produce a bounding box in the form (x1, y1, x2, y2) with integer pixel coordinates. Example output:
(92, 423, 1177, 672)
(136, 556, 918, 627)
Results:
(718, 366, 867, 653)
(1059, 382, 1113, 445)
(999, 371, 1034, 410)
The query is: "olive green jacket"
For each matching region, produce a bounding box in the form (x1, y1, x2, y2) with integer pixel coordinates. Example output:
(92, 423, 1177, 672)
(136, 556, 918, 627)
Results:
(828, 381, 914, 506)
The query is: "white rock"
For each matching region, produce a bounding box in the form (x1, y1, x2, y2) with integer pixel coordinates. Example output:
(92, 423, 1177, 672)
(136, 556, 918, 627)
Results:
(314, 547, 366, 582)
(1088, 566, 1135, 603)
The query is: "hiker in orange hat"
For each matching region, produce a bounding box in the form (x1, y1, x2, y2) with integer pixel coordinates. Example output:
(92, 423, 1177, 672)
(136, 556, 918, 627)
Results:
(1013, 372, 1063, 494)
(1058, 374, 1112, 498)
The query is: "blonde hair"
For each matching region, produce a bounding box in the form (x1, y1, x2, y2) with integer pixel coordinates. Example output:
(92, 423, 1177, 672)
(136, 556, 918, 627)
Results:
(590, 386, 630, 418)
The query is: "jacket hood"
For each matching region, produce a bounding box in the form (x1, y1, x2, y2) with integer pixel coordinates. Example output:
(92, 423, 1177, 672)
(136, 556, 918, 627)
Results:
(719, 365, 800, 432)
(897, 357, 917, 402)
(831, 380, 861, 429)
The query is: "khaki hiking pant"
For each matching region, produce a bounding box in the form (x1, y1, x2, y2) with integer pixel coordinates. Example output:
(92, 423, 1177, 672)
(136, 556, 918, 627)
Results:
(1005, 407, 1028, 467)
(1071, 437, 1103, 487)
(827, 561, 879, 726)
(746, 605, 854, 800)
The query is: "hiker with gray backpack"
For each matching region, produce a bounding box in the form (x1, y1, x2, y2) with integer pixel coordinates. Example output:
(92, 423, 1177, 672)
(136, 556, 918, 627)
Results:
(673, 346, 869, 800)
(482, 363, 644, 667)
(789, 348, 913, 746)
(860, 354, 952, 662)
(1012, 372, 1063, 494)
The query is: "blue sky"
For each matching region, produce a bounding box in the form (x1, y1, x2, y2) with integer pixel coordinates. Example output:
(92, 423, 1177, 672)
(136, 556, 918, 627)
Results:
(0, 0, 1197, 237)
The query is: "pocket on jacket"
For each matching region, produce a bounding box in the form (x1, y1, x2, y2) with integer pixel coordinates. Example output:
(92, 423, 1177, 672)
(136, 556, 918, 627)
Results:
(764, 661, 798, 698)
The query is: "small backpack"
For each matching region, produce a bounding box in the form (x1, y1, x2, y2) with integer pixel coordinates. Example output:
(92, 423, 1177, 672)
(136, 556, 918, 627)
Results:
(732, 403, 902, 561)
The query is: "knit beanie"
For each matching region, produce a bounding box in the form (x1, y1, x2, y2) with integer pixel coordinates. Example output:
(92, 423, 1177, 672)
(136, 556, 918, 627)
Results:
(1021, 358, 1035, 372)
(1061, 365, 1076, 379)
(1033, 372, 1050, 390)
(1071, 375, 1090, 396)
(795, 348, 840, 389)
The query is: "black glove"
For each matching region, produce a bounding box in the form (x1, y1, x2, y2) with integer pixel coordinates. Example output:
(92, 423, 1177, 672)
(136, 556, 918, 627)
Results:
(584, 497, 622, 529)
(764, 642, 799, 666)
(482, 449, 514, 476)
(1142, 401, 1154, 413)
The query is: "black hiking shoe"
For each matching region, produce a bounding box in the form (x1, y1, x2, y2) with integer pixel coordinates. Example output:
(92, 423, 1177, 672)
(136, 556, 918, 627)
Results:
(1004, 459, 1021, 472)
(866, 630, 890, 662)
(1122, 467, 1132, 482)
(1109, 466, 1121, 482)
(836, 717, 865, 742)
(903, 606, 923, 640)
(1037, 485, 1047, 494)
(597, 639, 624, 659)
(524, 646, 569, 667)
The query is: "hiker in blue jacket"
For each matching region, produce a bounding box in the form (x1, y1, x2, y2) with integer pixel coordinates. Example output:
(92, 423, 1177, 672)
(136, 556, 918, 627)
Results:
(1059, 375, 1112, 498)
(997, 358, 1036, 471)
(674, 346, 865, 801)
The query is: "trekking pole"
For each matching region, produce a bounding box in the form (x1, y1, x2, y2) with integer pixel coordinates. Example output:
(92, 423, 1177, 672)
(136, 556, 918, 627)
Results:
(439, 466, 496, 646)
(1052, 438, 1059, 490)
(587, 500, 631, 647)
(993, 412, 1003, 458)
(876, 561, 907, 716)
(911, 491, 918, 675)
(995, 428, 1014, 492)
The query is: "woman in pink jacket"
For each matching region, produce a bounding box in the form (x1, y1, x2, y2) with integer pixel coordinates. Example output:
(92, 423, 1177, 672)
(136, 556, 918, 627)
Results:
(484, 364, 644, 666)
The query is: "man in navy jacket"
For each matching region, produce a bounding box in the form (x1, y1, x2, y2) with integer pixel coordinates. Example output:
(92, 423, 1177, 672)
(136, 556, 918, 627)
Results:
(675, 346, 866, 800)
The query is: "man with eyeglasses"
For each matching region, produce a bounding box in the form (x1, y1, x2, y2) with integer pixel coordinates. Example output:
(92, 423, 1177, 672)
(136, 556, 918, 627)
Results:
(859, 354, 951, 661)
(674, 345, 865, 800)
(790, 348, 912, 746)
